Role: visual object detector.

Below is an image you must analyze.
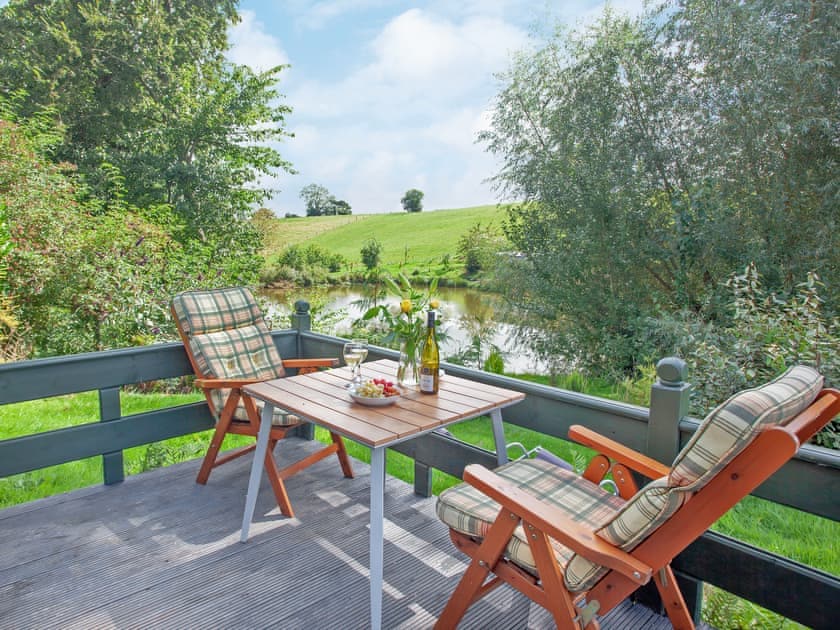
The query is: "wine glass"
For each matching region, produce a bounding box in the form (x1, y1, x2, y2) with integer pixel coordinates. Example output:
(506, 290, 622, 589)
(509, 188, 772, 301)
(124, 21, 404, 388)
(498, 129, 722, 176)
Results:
(343, 339, 368, 388)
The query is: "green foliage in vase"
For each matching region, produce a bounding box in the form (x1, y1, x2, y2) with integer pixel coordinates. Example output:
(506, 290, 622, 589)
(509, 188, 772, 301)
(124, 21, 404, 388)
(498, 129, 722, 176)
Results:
(358, 273, 444, 360)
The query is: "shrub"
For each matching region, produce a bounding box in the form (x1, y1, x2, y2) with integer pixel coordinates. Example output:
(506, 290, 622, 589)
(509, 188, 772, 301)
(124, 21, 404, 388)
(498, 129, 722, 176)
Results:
(360, 238, 382, 270)
(650, 264, 839, 447)
(457, 222, 505, 276)
(483, 350, 505, 374)
(276, 244, 345, 274)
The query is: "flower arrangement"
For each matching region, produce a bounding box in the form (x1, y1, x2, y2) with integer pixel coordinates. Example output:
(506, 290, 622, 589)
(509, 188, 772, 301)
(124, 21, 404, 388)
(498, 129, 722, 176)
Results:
(360, 273, 444, 384)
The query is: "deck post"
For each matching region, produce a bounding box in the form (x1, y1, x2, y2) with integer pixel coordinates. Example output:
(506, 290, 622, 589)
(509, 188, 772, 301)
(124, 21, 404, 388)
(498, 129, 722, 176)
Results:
(413, 461, 433, 497)
(291, 299, 315, 440)
(640, 357, 702, 620)
(646, 357, 690, 465)
(99, 386, 124, 485)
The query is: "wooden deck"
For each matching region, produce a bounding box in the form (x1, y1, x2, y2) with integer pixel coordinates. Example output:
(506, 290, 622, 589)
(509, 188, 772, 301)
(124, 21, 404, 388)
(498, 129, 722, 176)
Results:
(1, 439, 692, 629)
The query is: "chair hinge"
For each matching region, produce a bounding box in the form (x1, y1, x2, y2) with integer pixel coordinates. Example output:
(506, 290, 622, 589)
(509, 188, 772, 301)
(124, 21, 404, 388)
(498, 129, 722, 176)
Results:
(658, 567, 668, 587)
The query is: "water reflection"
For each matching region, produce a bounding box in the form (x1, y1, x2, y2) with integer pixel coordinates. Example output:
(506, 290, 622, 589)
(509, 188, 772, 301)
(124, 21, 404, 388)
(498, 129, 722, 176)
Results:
(258, 286, 547, 374)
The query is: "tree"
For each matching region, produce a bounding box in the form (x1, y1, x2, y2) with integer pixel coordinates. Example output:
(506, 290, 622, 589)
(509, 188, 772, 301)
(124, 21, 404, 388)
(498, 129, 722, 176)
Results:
(330, 199, 352, 215)
(401, 189, 424, 212)
(483, 2, 839, 373)
(300, 183, 333, 216)
(0, 0, 293, 241)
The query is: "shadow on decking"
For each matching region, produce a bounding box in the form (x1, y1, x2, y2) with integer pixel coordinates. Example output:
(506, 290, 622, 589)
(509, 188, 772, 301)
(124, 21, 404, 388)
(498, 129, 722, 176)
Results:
(0, 439, 689, 629)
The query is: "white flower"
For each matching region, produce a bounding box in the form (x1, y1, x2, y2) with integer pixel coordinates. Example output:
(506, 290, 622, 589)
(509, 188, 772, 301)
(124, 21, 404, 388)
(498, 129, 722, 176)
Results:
(388, 302, 402, 316)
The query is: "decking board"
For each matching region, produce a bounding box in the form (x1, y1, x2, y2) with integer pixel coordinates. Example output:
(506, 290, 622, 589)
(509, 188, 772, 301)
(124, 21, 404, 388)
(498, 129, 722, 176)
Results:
(1, 438, 696, 629)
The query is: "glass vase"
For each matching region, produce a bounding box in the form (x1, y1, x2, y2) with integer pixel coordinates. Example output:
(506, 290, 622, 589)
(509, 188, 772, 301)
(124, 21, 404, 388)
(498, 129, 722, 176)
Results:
(397, 341, 420, 389)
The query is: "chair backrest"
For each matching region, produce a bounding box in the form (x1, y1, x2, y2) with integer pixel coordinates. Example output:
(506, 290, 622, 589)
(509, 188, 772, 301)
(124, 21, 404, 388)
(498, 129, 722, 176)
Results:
(171, 287, 286, 382)
(565, 365, 824, 591)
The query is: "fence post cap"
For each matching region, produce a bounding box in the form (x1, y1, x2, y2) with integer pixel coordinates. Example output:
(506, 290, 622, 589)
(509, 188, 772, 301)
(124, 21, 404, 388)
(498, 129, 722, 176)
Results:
(656, 357, 687, 385)
(294, 299, 311, 314)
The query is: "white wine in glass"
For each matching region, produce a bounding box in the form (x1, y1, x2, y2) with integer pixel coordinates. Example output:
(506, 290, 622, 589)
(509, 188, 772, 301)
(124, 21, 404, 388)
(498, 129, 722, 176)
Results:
(343, 340, 367, 387)
(351, 338, 368, 385)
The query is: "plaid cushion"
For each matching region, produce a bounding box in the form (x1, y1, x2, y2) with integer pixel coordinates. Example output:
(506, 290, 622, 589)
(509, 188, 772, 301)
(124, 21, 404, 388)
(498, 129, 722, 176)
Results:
(172, 287, 297, 427)
(172, 287, 264, 336)
(568, 478, 687, 590)
(189, 324, 285, 381)
(670, 365, 823, 490)
(436, 458, 624, 591)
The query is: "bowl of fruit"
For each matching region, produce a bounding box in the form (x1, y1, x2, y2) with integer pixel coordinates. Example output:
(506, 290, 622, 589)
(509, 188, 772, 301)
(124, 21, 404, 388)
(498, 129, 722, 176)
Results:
(349, 378, 401, 406)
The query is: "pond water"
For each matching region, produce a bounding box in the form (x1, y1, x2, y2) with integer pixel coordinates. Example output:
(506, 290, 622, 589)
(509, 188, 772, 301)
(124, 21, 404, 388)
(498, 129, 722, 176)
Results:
(258, 285, 549, 374)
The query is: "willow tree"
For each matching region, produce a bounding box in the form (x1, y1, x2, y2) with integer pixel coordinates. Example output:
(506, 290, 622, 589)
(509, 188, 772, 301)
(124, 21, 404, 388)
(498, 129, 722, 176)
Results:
(483, 1, 839, 372)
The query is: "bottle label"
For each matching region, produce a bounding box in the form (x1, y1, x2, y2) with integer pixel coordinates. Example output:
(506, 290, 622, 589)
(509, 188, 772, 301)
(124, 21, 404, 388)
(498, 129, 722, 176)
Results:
(419, 367, 436, 393)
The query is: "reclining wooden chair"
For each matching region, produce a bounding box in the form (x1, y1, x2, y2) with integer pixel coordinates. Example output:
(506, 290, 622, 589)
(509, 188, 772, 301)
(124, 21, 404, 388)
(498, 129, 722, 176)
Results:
(435, 365, 838, 629)
(172, 287, 353, 518)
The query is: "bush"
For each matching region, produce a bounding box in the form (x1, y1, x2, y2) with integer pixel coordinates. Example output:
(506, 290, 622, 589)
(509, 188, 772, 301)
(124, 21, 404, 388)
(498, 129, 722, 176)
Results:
(276, 244, 345, 274)
(457, 222, 505, 276)
(483, 350, 505, 374)
(360, 238, 382, 270)
(650, 264, 839, 447)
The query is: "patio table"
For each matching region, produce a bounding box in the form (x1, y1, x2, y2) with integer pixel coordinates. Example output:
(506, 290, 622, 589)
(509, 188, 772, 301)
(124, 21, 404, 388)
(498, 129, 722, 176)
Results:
(240, 358, 525, 630)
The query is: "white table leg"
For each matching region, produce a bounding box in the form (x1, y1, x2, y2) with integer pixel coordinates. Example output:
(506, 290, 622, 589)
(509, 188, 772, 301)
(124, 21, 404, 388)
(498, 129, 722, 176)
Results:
(369, 445, 386, 630)
(240, 402, 275, 543)
(490, 408, 508, 466)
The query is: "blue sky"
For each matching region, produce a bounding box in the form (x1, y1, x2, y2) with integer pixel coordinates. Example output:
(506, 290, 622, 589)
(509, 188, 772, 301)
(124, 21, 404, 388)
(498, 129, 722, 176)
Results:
(230, 1, 648, 215)
(0, 0, 647, 215)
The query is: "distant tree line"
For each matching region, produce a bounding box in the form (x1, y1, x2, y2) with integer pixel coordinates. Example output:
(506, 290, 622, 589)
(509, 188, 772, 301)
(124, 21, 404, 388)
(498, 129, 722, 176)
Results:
(299, 184, 352, 216)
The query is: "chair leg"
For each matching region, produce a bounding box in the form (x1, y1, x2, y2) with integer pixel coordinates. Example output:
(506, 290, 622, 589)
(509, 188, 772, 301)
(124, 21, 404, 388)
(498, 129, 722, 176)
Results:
(263, 446, 295, 518)
(527, 523, 584, 629)
(654, 565, 695, 630)
(196, 392, 239, 485)
(435, 510, 520, 629)
(331, 431, 354, 478)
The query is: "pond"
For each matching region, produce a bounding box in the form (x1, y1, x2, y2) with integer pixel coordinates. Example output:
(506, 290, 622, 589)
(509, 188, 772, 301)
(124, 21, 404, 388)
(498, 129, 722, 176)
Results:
(258, 285, 549, 374)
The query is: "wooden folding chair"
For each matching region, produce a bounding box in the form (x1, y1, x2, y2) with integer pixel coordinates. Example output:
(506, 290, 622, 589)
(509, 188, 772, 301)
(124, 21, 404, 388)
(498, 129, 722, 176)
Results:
(171, 287, 353, 518)
(434, 365, 837, 629)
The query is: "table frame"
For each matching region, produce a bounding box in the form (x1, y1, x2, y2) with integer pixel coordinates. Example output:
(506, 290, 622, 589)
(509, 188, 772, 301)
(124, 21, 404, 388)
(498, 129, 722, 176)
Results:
(239, 361, 524, 630)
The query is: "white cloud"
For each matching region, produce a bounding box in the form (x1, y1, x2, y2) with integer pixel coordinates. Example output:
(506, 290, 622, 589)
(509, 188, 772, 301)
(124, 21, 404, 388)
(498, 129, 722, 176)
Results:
(264, 8, 530, 214)
(235, 1, 648, 215)
(288, 9, 528, 121)
(295, 0, 393, 30)
(227, 10, 289, 72)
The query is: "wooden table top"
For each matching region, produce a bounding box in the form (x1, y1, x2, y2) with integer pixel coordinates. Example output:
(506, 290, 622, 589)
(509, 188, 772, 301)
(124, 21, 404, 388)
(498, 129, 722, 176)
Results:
(244, 359, 525, 448)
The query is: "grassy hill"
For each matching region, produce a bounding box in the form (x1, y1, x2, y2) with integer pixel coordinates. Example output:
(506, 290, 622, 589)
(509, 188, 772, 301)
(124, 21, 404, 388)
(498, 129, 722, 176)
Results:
(262, 204, 509, 278)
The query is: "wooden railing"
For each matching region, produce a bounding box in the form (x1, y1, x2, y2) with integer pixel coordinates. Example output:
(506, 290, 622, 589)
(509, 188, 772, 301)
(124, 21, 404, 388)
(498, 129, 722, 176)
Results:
(0, 301, 837, 628)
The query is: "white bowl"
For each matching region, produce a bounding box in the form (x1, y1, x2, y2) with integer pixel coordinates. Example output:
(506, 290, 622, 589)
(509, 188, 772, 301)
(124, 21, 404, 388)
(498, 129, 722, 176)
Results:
(348, 389, 400, 407)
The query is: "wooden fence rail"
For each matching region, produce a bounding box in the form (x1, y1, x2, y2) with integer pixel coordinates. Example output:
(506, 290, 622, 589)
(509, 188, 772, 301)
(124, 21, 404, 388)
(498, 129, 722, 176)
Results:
(0, 307, 837, 628)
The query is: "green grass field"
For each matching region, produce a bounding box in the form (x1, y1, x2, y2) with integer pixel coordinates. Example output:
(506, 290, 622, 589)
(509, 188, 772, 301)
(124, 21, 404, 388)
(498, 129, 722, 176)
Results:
(263, 204, 508, 273)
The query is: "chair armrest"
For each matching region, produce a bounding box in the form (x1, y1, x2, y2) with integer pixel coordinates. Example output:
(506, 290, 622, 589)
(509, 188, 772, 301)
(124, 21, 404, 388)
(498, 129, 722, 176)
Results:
(463, 464, 652, 585)
(569, 425, 670, 480)
(194, 377, 261, 389)
(282, 358, 339, 369)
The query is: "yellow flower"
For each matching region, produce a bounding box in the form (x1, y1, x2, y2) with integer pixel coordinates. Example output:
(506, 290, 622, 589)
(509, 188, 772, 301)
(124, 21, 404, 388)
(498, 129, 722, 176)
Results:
(400, 299, 412, 314)
(429, 299, 440, 309)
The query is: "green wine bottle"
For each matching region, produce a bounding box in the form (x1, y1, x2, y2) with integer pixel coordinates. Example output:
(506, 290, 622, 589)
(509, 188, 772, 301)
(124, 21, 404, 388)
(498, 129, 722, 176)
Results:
(419, 310, 439, 394)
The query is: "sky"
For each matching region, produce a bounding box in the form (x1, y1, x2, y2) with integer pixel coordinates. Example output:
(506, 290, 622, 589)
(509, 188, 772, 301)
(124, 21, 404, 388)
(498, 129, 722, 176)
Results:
(230, 1, 648, 216)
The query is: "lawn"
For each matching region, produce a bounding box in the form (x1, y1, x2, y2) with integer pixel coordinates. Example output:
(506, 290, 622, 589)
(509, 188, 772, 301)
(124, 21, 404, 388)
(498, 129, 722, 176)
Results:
(262, 204, 508, 274)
